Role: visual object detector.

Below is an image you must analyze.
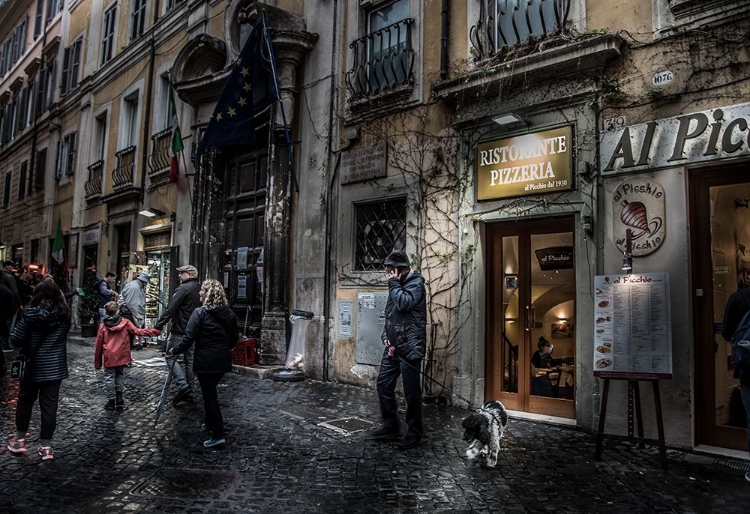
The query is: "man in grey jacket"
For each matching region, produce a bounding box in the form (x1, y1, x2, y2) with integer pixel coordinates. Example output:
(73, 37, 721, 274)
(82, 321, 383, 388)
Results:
(118, 272, 151, 350)
(155, 265, 201, 402)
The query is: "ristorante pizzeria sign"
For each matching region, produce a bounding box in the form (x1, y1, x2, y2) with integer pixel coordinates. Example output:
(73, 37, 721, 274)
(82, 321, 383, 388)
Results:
(476, 126, 573, 200)
(601, 101, 750, 174)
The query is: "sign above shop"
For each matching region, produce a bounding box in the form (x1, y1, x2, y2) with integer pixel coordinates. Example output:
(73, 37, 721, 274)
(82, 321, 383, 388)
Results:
(341, 143, 387, 184)
(612, 176, 666, 257)
(601, 101, 750, 174)
(476, 126, 573, 200)
(82, 226, 101, 246)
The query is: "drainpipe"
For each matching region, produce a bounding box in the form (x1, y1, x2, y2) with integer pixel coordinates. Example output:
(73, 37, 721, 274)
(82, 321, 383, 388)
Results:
(140, 37, 156, 204)
(322, 0, 341, 382)
(29, 18, 50, 205)
(440, 0, 449, 80)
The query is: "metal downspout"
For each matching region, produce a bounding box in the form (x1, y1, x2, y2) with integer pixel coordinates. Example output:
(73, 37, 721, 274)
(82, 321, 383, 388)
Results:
(140, 38, 156, 203)
(440, 0, 449, 80)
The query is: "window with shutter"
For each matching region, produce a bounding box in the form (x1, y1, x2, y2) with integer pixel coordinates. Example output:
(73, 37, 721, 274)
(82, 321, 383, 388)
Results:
(18, 161, 28, 200)
(35, 148, 47, 189)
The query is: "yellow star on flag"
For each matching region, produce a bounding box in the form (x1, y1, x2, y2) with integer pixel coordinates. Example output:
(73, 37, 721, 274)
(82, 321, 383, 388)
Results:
(238, 97, 248, 107)
(243, 83, 253, 92)
(240, 67, 250, 77)
(215, 112, 223, 121)
(227, 107, 237, 117)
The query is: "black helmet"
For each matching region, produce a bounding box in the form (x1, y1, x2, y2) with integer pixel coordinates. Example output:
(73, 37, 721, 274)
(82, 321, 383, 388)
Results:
(384, 250, 410, 268)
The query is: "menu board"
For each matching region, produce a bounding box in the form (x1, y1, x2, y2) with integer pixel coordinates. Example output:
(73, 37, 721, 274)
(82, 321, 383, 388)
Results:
(593, 273, 672, 378)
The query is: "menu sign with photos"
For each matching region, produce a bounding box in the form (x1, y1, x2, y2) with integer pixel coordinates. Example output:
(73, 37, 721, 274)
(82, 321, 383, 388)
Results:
(593, 273, 672, 378)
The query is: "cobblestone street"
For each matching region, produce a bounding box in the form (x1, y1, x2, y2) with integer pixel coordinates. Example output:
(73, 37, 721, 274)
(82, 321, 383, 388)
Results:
(1, 338, 749, 513)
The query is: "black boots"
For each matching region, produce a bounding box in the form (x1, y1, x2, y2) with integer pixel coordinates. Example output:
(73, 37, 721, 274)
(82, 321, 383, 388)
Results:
(115, 392, 124, 410)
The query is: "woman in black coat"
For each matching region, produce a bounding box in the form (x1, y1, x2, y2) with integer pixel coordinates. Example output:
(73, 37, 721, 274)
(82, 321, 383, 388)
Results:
(169, 279, 237, 447)
(8, 281, 71, 461)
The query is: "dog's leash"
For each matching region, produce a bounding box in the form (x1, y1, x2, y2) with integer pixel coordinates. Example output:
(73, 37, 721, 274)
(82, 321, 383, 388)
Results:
(391, 352, 475, 407)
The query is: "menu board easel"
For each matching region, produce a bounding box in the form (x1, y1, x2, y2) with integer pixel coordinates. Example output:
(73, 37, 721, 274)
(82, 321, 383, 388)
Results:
(592, 273, 672, 469)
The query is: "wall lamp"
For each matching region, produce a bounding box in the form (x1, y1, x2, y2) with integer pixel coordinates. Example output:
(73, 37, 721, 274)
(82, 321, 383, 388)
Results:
(492, 113, 525, 126)
(622, 251, 633, 272)
(138, 207, 166, 218)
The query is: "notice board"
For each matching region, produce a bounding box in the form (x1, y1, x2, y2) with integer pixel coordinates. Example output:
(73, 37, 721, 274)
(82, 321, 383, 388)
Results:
(593, 273, 672, 378)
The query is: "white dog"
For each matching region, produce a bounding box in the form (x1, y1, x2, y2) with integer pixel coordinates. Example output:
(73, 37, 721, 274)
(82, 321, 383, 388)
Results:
(461, 400, 508, 468)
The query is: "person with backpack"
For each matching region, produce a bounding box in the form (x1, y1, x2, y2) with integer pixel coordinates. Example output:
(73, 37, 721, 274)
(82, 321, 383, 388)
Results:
(721, 286, 750, 483)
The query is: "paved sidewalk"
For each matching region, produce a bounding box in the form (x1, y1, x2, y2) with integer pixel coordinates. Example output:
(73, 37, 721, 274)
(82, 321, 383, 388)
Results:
(1, 338, 749, 513)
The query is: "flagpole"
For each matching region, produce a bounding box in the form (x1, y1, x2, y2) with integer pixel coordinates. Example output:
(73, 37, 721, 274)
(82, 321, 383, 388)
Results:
(262, 13, 300, 193)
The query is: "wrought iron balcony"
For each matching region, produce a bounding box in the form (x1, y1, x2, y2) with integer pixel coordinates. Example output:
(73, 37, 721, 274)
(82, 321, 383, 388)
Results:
(470, 0, 571, 60)
(84, 160, 103, 201)
(149, 128, 171, 179)
(112, 146, 136, 191)
(346, 18, 415, 102)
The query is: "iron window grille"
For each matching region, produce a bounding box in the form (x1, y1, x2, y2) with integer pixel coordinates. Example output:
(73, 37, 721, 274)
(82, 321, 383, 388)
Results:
(84, 159, 103, 199)
(346, 2, 415, 101)
(354, 198, 407, 271)
(112, 146, 136, 190)
(470, 0, 570, 59)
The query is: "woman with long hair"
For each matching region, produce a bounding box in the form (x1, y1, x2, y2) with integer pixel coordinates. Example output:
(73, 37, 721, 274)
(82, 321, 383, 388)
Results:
(168, 279, 237, 447)
(7, 280, 71, 460)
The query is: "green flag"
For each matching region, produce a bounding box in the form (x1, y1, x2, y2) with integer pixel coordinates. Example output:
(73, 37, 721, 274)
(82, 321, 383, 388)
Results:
(52, 218, 64, 263)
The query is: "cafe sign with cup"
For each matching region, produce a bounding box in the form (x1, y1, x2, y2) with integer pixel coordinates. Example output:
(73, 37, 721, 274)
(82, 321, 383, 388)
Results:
(476, 126, 574, 200)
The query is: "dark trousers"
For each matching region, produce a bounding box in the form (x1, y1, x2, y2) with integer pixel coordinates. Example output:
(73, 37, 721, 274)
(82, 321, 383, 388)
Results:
(198, 372, 225, 438)
(376, 351, 423, 439)
(16, 380, 62, 440)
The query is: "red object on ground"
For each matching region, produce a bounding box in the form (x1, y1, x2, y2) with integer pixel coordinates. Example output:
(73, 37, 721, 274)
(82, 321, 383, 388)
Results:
(232, 337, 257, 366)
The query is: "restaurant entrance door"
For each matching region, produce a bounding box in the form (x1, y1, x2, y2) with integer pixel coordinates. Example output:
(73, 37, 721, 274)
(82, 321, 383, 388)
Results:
(486, 219, 576, 419)
(691, 166, 750, 450)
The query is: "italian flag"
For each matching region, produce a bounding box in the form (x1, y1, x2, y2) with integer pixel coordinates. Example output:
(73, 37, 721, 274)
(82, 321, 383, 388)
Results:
(169, 85, 184, 182)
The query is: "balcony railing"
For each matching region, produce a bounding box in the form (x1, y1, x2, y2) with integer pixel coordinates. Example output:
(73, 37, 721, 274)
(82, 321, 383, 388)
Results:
(112, 146, 136, 190)
(346, 18, 415, 102)
(84, 160, 103, 200)
(470, 0, 571, 60)
(149, 128, 171, 177)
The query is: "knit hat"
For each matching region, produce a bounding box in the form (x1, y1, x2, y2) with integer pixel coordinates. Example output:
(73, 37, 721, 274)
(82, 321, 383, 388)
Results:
(383, 250, 410, 268)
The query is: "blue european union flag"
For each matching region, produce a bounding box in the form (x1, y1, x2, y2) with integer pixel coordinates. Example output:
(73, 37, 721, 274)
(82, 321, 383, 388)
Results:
(196, 15, 279, 157)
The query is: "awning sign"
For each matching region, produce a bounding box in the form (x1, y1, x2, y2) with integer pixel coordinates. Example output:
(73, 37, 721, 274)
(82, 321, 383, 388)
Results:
(476, 126, 573, 200)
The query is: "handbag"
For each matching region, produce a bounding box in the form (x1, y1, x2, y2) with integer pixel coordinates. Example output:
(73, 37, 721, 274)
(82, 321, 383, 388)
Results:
(10, 355, 28, 381)
(9, 325, 48, 382)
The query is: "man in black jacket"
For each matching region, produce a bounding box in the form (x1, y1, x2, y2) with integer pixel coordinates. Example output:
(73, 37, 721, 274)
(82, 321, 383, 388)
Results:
(721, 286, 750, 483)
(155, 264, 201, 402)
(369, 250, 427, 450)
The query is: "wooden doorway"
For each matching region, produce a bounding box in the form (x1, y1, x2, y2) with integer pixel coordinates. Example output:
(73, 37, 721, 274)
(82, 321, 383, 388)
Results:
(691, 165, 750, 450)
(486, 218, 576, 419)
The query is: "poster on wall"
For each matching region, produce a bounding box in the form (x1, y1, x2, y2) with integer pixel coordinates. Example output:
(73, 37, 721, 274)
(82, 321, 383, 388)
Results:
(593, 273, 672, 379)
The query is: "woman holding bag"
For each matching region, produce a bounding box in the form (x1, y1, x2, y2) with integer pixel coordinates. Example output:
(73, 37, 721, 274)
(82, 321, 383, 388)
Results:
(7, 280, 71, 460)
(167, 279, 237, 447)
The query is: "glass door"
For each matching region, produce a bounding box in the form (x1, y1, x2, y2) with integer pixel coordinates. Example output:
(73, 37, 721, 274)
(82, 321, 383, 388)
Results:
(487, 219, 576, 419)
(692, 167, 749, 450)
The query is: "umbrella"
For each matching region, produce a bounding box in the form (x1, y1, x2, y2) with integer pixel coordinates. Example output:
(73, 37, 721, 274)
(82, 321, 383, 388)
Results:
(154, 358, 177, 428)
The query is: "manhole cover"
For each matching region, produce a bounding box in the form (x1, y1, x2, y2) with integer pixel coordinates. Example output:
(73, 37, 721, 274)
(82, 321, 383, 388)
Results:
(280, 404, 334, 421)
(318, 417, 374, 436)
(131, 469, 237, 500)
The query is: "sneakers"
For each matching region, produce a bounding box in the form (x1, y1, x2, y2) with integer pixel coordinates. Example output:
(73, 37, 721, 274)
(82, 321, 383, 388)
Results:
(38, 445, 53, 461)
(368, 425, 401, 440)
(201, 423, 208, 432)
(745, 471, 750, 483)
(7, 437, 27, 454)
(397, 435, 421, 450)
(115, 393, 125, 410)
(173, 388, 193, 404)
(203, 438, 225, 448)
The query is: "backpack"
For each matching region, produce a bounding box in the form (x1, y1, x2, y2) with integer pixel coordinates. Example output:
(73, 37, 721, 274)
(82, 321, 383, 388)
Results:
(731, 291, 750, 366)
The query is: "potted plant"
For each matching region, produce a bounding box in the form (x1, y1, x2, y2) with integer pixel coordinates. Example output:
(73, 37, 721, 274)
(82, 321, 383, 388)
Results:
(79, 268, 101, 337)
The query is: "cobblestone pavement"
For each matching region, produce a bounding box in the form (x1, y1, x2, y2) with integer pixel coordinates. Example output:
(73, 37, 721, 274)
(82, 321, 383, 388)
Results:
(1, 338, 750, 513)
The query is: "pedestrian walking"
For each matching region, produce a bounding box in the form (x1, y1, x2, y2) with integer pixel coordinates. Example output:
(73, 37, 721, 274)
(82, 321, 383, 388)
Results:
(95, 302, 161, 410)
(0, 282, 18, 352)
(155, 264, 201, 403)
(95, 271, 117, 321)
(721, 286, 750, 483)
(167, 279, 238, 447)
(6, 281, 71, 461)
(1, 260, 21, 307)
(118, 272, 151, 350)
(369, 250, 427, 450)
